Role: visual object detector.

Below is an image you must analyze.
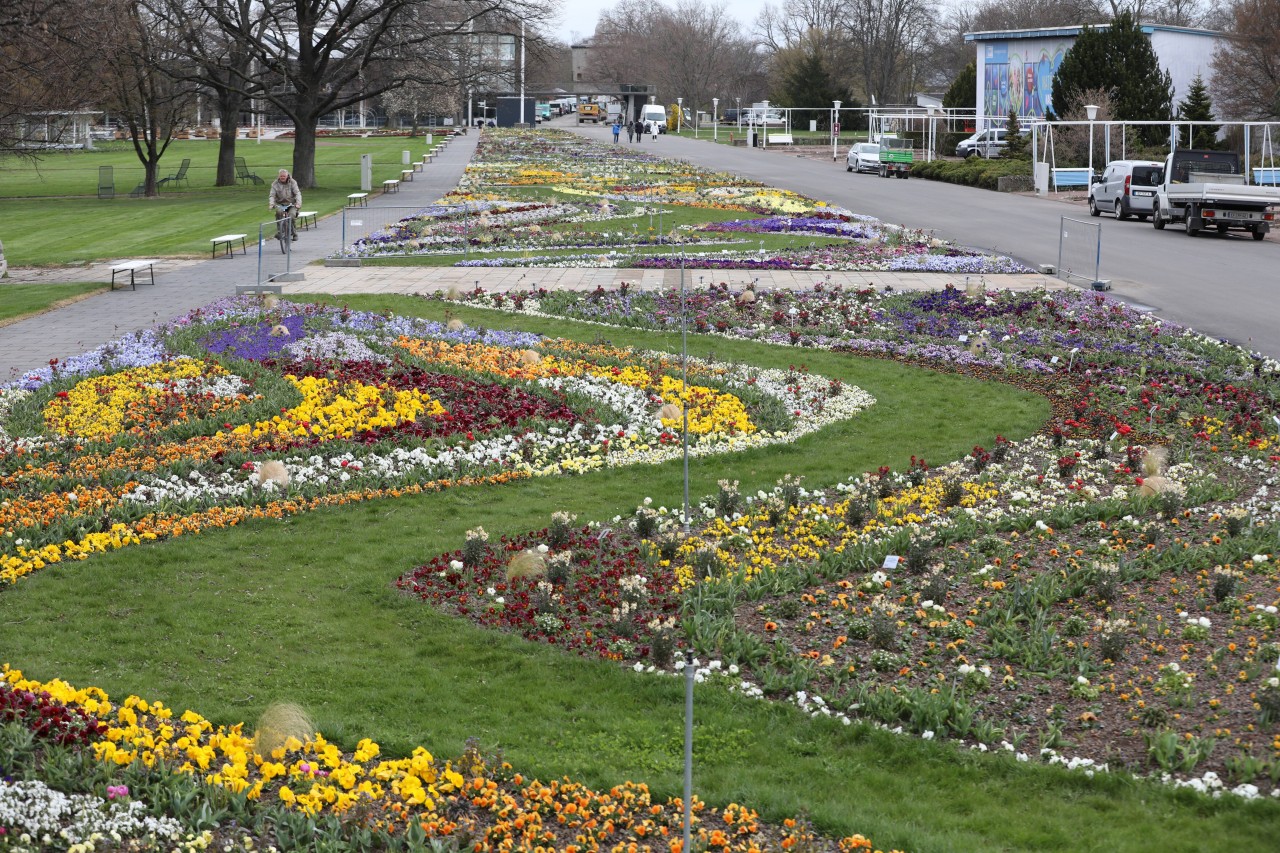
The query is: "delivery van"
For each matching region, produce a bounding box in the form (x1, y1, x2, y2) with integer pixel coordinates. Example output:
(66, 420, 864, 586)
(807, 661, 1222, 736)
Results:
(639, 104, 667, 133)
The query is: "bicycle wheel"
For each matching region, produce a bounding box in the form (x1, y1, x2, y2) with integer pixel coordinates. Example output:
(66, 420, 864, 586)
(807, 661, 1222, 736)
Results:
(278, 217, 289, 253)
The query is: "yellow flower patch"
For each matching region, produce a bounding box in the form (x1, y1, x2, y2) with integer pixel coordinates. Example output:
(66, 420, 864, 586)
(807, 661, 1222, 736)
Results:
(232, 375, 446, 441)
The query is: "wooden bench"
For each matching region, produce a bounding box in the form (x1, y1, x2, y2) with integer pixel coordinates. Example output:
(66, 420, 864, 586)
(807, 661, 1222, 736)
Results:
(400, 168, 414, 182)
(109, 259, 157, 291)
(382, 179, 399, 193)
(346, 192, 368, 207)
(210, 233, 248, 259)
(296, 210, 318, 230)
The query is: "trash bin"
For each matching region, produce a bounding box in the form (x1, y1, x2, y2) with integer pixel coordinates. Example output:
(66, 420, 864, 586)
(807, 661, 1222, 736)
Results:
(749, 130, 758, 148)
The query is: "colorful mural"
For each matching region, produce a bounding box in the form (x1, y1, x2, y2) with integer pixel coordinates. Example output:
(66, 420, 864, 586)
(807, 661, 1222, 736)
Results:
(981, 41, 1069, 119)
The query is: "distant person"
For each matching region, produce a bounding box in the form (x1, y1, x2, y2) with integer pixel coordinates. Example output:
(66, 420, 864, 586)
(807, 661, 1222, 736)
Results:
(626, 120, 634, 143)
(633, 118, 643, 143)
(612, 118, 621, 143)
(648, 120, 658, 141)
(268, 169, 302, 241)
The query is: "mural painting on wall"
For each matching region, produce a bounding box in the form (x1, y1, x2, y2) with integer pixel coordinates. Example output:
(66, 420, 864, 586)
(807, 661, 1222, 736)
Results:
(982, 41, 1069, 118)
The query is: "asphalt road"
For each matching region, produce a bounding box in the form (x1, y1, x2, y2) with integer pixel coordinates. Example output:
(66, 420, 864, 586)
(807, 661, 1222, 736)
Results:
(564, 119, 1280, 361)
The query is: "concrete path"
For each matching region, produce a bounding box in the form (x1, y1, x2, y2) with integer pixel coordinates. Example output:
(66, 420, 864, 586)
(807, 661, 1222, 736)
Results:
(0, 129, 1066, 385)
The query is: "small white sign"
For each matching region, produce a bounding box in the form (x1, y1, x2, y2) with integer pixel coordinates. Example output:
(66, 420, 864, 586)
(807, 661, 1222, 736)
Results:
(1109, 431, 1119, 441)
(351, 220, 363, 227)
(1050, 355, 1059, 364)
(958, 335, 968, 343)
(882, 555, 899, 570)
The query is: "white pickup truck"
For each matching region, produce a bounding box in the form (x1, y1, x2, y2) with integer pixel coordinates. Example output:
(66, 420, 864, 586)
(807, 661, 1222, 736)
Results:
(1153, 149, 1280, 240)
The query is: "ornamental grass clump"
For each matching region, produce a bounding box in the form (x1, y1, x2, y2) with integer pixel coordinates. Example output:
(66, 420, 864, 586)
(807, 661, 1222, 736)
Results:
(257, 460, 289, 490)
(506, 549, 546, 581)
(253, 702, 315, 758)
(1142, 445, 1169, 477)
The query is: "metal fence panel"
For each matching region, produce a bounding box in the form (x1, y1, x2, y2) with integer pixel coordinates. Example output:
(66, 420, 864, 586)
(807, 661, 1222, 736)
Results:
(256, 218, 294, 287)
(1057, 216, 1101, 287)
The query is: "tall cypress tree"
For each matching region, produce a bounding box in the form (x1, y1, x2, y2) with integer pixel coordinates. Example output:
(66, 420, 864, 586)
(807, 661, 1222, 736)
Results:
(1051, 12, 1173, 125)
(944, 62, 977, 111)
(1177, 74, 1219, 149)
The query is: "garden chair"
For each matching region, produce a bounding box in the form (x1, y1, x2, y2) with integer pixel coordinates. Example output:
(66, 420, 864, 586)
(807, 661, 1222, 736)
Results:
(157, 158, 191, 190)
(97, 165, 114, 199)
(235, 156, 264, 185)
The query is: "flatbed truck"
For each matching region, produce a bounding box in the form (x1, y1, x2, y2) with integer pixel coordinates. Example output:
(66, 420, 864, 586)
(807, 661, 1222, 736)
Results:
(1153, 149, 1279, 240)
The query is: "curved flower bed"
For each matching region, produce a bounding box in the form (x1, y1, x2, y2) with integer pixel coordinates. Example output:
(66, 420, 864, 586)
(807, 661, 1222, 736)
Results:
(0, 298, 873, 586)
(435, 280, 1280, 798)
(1, 669, 896, 851)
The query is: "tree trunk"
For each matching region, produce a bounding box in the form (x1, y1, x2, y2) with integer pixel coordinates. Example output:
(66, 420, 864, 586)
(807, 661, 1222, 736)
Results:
(292, 119, 318, 189)
(215, 90, 242, 187)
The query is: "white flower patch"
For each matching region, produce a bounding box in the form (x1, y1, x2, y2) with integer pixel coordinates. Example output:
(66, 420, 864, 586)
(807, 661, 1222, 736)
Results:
(0, 779, 186, 847)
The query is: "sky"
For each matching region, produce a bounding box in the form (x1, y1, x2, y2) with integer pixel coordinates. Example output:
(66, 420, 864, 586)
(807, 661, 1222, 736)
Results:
(549, 0, 772, 44)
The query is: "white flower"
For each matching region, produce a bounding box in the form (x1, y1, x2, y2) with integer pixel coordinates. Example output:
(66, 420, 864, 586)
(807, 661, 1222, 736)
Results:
(1077, 676, 1090, 685)
(449, 560, 464, 571)
(922, 730, 935, 740)
(536, 544, 549, 554)
(486, 586, 496, 596)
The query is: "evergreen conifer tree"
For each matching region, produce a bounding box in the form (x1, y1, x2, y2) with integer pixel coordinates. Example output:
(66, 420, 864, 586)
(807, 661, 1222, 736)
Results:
(944, 62, 977, 111)
(1051, 12, 1173, 134)
(1177, 74, 1219, 149)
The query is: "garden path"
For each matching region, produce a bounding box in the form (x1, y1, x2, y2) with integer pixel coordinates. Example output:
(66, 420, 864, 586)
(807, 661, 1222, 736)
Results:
(0, 130, 1064, 386)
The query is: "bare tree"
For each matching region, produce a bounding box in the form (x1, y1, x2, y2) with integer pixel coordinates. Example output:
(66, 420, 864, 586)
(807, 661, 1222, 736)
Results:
(589, 0, 762, 111)
(99, 0, 200, 197)
(185, 0, 554, 189)
(840, 0, 936, 104)
(0, 1, 106, 156)
(1210, 0, 1280, 120)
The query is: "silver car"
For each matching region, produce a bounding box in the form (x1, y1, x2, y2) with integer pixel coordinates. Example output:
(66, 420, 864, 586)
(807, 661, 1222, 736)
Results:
(845, 142, 880, 174)
(1089, 160, 1164, 220)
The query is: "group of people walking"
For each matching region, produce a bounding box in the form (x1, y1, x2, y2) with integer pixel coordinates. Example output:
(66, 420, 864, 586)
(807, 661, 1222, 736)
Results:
(613, 118, 660, 143)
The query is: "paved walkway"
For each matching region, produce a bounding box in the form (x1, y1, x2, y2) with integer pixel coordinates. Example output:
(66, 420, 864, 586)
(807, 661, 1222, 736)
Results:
(0, 130, 1066, 385)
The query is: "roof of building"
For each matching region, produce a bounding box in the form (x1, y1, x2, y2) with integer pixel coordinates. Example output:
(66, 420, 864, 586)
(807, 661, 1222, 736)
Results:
(964, 23, 1220, 42)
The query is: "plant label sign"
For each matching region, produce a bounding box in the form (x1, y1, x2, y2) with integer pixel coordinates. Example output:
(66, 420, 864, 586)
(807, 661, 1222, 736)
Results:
(882, 555, 899, 570)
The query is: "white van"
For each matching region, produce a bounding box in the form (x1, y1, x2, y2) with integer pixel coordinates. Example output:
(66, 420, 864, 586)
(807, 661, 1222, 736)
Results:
(639, 104, 667, 134)
(1088, 160, 1164, 220)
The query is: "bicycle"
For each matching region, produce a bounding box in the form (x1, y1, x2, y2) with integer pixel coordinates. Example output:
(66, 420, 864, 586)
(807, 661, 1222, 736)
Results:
(274, 204, 296, 253)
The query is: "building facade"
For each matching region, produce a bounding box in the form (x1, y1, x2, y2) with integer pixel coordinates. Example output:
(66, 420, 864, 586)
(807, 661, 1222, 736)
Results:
(964, 24, 1222, 128)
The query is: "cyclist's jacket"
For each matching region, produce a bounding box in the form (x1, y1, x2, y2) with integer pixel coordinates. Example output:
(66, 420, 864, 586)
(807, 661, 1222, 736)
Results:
(268, 176, 302, 209)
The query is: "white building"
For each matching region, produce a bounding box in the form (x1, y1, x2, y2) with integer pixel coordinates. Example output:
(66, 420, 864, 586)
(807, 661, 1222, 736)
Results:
(964, 24, 1223, 128)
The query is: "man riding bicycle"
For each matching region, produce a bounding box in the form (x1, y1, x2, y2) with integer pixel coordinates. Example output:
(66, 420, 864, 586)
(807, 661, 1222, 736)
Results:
(268, 169, 302, 241)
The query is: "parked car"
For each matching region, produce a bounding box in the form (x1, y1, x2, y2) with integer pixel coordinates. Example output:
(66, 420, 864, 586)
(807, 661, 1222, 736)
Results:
(846, 142, 881, 174)
(1089, 159, 1164, 220)
(721, 109, 741, 125)
(956, 128, 1007, 158)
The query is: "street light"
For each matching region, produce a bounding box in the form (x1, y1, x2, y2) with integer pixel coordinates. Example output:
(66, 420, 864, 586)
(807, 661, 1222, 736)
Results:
(762, 99, 770, 149)
(712, 98, 719, 141)
(677, 97, 683, 134)
(1085, 104, 1099, 182)
(832, 99, 842, 161)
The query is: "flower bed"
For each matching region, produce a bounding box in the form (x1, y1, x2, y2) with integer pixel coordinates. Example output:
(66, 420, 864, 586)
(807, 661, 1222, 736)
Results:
(429, 280, 1280, 797)
(333, 129, 1028, 273)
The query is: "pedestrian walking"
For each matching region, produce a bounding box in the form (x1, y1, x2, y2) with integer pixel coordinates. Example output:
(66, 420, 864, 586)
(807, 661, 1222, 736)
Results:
(648, 120, 658, 141)
(625, 120, 634, 143)
(611, 119, 621, 143)
(632, 119, 643, 143)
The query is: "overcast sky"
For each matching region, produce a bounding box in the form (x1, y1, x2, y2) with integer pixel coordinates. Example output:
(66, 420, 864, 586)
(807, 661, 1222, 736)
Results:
(550, 0, 772, 44)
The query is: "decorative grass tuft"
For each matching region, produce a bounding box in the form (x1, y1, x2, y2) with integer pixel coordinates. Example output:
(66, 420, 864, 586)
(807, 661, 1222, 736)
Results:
(658, 402, 682, 421)
(447, 318, 466, 332)
(1142, 445, 1168, 477)
(258, 460, 290, 489)
(269, 324, 290, 337)
(253, 702, 316, 758)
(506, 549, 547, 581)
(519, 349, 542, 365)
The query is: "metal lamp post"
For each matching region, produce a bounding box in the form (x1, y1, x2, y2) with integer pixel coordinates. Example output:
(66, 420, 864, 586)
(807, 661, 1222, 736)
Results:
(1085, 104, 1099, 182)
(832, 99, 842, 161)
(677, 97, 683, 134)
(762, 99, 769, 149)
(712, 98, 719, 141)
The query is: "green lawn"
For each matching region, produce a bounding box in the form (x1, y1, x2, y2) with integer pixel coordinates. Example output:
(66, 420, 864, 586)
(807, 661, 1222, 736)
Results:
(0, 136, 446, 265)
(3, 296, 1276, 851)
(0, 282, 107, 322)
